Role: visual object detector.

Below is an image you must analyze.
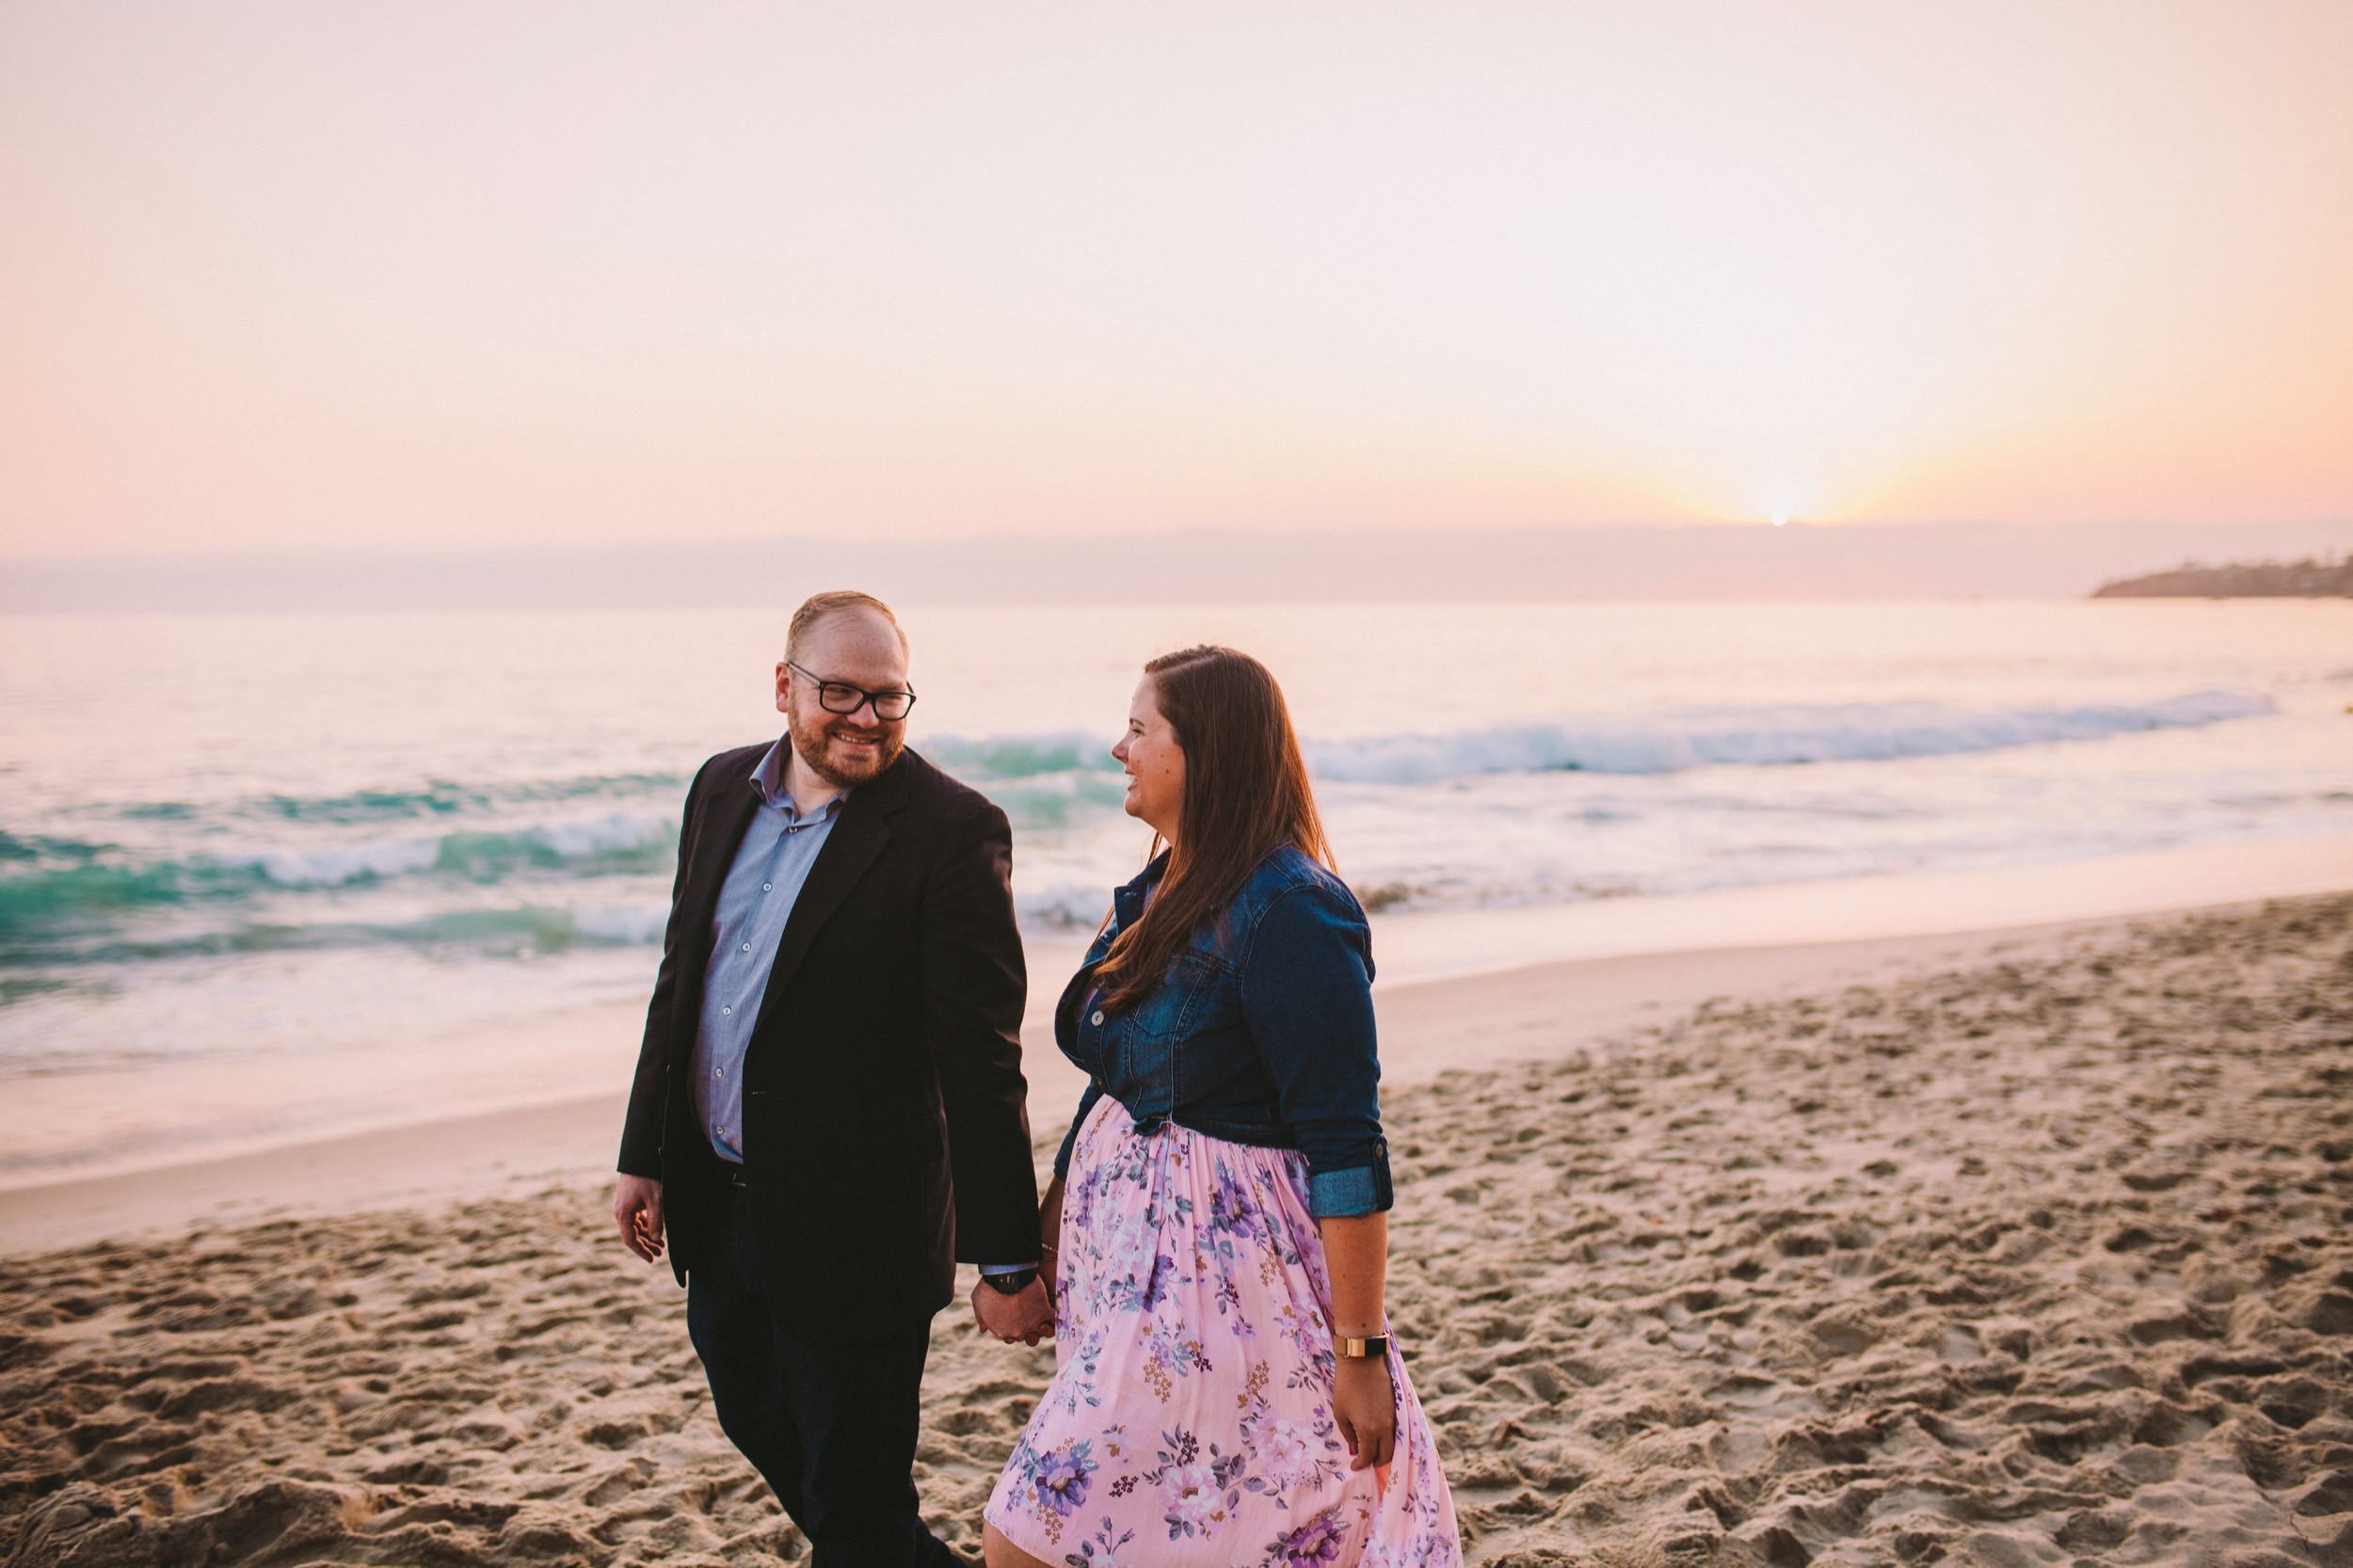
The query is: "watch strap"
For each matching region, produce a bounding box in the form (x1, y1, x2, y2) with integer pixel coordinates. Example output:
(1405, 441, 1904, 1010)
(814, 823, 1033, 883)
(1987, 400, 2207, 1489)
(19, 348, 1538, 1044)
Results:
(982, 1268, 1038, 1295)
(1336, 1333, 1390, 1359)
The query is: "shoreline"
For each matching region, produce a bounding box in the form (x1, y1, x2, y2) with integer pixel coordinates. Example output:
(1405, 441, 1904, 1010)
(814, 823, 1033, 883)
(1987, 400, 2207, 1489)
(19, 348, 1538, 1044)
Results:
(5, 858, 2347, 1257)
(6, 831, 2345, 1204)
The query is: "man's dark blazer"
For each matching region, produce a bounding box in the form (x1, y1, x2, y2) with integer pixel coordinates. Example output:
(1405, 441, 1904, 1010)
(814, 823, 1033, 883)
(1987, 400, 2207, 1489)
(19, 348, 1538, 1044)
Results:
(617, 742, 1038, 1341)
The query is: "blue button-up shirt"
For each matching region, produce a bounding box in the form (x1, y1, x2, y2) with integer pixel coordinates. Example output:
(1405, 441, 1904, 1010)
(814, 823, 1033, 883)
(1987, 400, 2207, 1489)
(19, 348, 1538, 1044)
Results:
(691, 737, 845, 1163)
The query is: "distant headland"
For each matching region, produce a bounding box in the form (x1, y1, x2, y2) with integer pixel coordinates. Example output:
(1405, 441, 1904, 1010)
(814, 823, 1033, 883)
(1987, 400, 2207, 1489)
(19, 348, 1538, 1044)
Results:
(2091, 556, 2353, 599)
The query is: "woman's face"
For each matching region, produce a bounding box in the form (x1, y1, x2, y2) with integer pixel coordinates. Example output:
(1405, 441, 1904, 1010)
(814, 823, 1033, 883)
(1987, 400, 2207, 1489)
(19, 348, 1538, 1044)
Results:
(1112, 676, 1186, 840)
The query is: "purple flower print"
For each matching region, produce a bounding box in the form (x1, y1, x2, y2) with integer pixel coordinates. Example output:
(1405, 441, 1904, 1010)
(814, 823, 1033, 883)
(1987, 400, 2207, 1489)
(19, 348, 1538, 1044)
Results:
(1032, 1440, 1096, 1517)
(1105, 1260, 1174, 1315)
(1209, 1165, 1265, 1241)
(1273, 1507, 1349, 1567)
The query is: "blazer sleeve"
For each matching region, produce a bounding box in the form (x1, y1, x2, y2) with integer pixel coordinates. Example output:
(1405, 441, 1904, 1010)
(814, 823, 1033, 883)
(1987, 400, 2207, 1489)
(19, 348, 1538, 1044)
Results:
(1239, 881, 1393, 1218)
(616, 756, 712, 1176)
(922, 800, 1040, 1262)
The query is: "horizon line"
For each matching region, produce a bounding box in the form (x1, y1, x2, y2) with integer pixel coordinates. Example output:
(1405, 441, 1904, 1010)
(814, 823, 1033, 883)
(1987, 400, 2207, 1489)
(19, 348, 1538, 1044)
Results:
(10, 514, 2353, 568)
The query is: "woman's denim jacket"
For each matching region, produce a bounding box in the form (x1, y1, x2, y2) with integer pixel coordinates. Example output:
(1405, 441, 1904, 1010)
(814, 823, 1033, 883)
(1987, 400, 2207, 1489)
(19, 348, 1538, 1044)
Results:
(1052, 844, 1394, 1219)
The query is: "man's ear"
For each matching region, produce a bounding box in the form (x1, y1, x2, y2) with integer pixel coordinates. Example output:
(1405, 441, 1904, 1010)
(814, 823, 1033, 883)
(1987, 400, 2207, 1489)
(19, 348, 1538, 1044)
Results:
(774, 662, 792, 713)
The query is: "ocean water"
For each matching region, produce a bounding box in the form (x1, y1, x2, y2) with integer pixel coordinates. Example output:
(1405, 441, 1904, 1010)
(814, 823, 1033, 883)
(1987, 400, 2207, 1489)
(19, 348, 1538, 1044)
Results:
(3, 600, 2350, 1179)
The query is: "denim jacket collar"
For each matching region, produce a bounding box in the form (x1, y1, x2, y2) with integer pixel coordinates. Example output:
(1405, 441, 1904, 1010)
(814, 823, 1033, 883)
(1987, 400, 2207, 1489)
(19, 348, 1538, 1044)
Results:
(1106, 847, 1171, 942)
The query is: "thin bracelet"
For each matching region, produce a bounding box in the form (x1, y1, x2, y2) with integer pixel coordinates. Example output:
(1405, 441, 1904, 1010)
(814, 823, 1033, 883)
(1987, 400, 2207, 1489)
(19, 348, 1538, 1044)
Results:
(1040, 1243, 1059, 1256)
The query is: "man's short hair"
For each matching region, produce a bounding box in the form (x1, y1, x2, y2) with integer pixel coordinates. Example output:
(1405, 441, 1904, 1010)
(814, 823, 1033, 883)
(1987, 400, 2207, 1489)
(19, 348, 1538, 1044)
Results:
(787, 590, 907, 662)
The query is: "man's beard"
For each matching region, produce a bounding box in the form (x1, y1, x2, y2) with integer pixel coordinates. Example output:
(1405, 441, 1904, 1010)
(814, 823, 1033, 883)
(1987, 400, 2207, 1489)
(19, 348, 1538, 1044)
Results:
(789, 709, 905, 789)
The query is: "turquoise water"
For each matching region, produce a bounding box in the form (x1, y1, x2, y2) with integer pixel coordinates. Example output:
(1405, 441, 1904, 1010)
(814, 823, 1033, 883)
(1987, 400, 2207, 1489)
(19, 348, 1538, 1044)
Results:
(2, 599, 2348, 1173)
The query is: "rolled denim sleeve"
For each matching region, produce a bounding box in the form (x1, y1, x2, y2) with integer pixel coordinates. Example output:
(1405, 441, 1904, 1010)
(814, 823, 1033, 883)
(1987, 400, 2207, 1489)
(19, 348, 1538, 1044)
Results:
(1052, 1079, 1106, 1184)
(1239, 882, 1392, 1218)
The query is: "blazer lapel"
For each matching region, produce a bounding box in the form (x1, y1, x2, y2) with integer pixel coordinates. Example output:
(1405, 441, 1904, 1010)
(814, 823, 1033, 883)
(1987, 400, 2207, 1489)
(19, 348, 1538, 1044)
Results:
(748, 765, 902, 1034)
(676, 756, 765, 965)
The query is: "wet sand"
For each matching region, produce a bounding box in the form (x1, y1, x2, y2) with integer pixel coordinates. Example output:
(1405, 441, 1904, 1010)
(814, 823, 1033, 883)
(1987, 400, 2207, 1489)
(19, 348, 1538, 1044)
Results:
(4, 893, 2349, 1565)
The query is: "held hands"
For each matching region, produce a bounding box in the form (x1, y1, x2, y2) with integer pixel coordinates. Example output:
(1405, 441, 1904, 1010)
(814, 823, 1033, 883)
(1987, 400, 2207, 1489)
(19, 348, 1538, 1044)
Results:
(612, 1175, 666, 1263)
(1332, 1353, 1397, 1472)
(971, 1276, 1055, 1347)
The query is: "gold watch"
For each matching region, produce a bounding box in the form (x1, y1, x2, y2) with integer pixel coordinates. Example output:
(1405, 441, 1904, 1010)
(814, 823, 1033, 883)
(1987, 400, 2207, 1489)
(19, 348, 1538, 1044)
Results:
(1336, 1334, 1390, 1359)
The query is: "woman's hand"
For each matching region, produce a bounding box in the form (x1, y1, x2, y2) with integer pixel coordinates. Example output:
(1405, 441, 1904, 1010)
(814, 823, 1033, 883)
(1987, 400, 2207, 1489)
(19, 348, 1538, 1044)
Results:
(1317, 1210, 1392, 1469)
(1331, 1352, 1396, 1471)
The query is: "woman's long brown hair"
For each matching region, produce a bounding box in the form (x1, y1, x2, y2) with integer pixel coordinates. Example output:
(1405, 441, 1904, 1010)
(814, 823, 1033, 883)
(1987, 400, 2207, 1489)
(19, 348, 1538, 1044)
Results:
(1091, 645, 1334, 1012)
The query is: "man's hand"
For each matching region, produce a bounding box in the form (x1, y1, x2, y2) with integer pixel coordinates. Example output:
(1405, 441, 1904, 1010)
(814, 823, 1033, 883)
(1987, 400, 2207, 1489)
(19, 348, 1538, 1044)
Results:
(612, 1174, 666, 1263)
(971, 1277, 1054, 1346)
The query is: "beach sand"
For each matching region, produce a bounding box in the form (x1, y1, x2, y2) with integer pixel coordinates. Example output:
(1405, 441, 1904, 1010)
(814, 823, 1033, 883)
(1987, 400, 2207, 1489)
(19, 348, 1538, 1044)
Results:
(4, 892, 2348, 1565)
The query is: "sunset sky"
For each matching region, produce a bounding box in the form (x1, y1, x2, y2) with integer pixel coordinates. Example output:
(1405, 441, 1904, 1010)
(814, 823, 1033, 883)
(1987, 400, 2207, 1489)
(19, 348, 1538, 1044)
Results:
(2, 1, 2350, 560)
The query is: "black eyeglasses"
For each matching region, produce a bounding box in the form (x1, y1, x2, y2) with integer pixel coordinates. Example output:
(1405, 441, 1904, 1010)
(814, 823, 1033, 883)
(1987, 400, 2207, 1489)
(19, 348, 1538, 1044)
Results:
(787, 662, 918, 721)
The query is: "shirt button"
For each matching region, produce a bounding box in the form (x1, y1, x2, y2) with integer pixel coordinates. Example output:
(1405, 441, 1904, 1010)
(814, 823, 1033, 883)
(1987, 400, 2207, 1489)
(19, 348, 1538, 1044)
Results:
(722, 1005, 731, 1016)
(714, 1066, 724, 1078)
(761, 882, 773, 892)
(741, 942, 752, 952)
(1091, 1010, 1105, 1026)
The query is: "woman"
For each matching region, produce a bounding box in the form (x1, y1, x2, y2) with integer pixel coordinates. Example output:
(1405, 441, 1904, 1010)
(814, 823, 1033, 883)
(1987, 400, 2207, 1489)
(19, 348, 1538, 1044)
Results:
(984, 647, 1458, 1568)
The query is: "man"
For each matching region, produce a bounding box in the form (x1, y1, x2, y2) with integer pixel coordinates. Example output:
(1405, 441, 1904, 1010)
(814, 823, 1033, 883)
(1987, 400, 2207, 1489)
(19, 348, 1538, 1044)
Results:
(613, 591, 1054, 1568)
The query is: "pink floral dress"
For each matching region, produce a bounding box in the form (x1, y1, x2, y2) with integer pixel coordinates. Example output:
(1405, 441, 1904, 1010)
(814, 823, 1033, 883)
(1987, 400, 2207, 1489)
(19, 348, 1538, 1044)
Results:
(985, 1095, 1459, 1568)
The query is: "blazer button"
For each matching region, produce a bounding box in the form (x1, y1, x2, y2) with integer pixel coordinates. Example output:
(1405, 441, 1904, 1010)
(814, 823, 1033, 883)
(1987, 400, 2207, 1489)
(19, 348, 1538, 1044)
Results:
(1090, 1010, 1105, 1026)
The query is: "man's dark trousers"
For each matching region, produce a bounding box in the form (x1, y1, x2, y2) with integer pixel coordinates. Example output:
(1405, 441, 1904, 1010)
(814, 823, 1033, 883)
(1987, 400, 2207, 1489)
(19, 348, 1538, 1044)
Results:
(687, 1178, 959, 1568)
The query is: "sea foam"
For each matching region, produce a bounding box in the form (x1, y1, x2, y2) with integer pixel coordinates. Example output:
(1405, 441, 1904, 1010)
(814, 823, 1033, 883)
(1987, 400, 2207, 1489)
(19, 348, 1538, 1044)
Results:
(928, 689, 2276, 787)
(1305, 689, 2275, 781)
